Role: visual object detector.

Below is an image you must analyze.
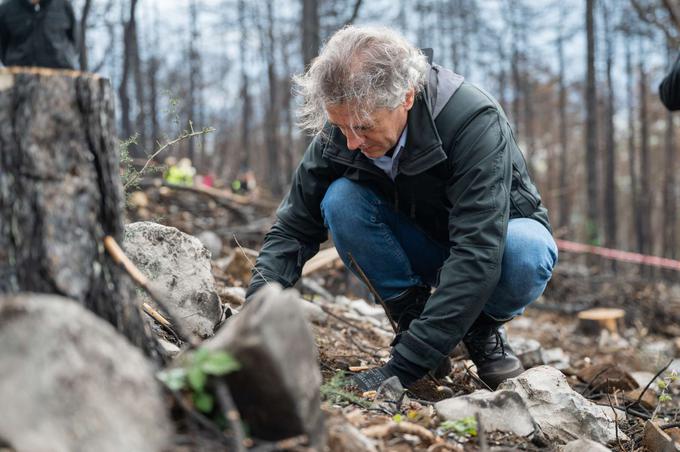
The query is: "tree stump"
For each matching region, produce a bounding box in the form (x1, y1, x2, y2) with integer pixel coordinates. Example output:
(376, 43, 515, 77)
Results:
(0, 67, 151, 353)
(577, 307, 625, 337)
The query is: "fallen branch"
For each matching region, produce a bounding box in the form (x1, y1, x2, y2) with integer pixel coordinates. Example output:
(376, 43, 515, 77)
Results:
(361, 421, 437, 445)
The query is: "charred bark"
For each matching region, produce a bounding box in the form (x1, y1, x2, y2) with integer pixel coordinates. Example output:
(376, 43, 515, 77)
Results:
(0, 68, 153, 355)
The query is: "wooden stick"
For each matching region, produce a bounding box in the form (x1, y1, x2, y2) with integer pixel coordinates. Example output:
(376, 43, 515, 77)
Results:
(214, 381, 246, 452)
(347, 252, 398, 333)
(104, 235, 197, 347)
(141, 302, 182, 344)
(142, 302, 172, 328)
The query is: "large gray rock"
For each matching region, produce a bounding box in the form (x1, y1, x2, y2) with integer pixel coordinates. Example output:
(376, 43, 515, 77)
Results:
(436, 390, 536, 438)
(0, 294, 170, 452)
(562, 438, 611, 451)
(124, 221, 223, 338)
(499, 366, 626, 444)
(204, 284, 324, 446)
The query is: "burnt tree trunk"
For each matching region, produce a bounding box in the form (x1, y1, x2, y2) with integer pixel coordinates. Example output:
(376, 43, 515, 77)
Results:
(0, 68, 152, 354)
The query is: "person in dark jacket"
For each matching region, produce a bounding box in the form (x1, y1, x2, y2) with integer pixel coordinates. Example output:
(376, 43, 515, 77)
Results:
(247, 26, 558, 391)
(660, 52, 680, 111)
(0, 0, 77, 69)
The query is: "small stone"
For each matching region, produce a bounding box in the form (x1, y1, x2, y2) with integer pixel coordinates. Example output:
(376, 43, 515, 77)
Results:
(541, 347, 570, 370)
(371, 376, 407, 414)
(508, 337, 543, 368)
(157, 338, 181, 358)
(350, 299, 387, 318)
(196, 230, 223, 258)
(638, 340, 676, 370)
(327, 415, 377, 452)
(631, 371, 660, 392)
(296, 298, 329, 324)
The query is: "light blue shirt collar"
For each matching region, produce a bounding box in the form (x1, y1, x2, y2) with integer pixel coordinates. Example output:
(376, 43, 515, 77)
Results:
(368, 126, 407, 181)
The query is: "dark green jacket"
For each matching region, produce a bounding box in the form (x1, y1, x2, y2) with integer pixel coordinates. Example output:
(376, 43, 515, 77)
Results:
(247, 65, 551, 371)
(0, 0, 77, 69)
(660, 52, 680, 111)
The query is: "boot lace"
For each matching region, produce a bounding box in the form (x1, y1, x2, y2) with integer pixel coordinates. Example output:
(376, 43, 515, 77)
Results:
(465, 327, 507, 362)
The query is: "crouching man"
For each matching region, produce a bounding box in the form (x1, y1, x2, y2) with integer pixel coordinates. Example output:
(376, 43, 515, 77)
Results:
(246, 26, 558, 391)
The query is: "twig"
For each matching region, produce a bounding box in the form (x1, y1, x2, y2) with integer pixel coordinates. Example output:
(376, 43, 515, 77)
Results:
(233, 233, 273, 291)
(317, 304, 374, 335)
(248, 435, 310, 452)
(627, 359, 673, 414)
(214, 381, 246, 452)
(169, 389, 232, 446)
(661, 422, 680, 430)
(606, 384, 625, 452)
(142, 302, 181, 343)
(104, 235, 197, 347)
(464, 363, 492, 391)
(580, 365, 613, 397)
(476, 412, 488, 452)
(124, 126, 215, 189)
(347, 252, 398, 333)
(347, 327, 383, 354)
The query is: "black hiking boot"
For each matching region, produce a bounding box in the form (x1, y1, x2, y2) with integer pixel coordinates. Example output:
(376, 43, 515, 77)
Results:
(384, 286, 452, 379)
(463, 312, 524, 389)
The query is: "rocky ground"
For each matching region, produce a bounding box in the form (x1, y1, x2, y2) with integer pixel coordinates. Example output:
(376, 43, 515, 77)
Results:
(115, 184, 680, 450)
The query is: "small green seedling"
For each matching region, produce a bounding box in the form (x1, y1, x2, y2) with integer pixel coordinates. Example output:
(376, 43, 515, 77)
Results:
(440, 416, 478, 438)
(320, 371, 371, 408)
(157, 347, 240, 413)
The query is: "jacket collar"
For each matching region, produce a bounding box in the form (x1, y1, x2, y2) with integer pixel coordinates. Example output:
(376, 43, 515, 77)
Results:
(322, 89, 447, 176)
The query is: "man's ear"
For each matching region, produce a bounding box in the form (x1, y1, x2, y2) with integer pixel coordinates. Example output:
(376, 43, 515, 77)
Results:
(404, 88, 416, 110)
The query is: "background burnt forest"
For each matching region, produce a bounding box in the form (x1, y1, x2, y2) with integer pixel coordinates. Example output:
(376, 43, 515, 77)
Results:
(4, 0, 680, 451)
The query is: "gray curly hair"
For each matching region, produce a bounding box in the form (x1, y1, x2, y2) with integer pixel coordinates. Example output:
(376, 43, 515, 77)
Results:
(293, 25, 429, 135)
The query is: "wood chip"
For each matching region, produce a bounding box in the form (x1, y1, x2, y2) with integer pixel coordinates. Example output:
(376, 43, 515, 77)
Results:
(644, 420, 680, 452)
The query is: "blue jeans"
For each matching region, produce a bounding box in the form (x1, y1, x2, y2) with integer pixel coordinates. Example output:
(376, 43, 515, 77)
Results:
(320, 178, 558, 319)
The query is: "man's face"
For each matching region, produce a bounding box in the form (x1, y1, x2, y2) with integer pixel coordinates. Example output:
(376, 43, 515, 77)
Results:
(325, 89, 415, 159)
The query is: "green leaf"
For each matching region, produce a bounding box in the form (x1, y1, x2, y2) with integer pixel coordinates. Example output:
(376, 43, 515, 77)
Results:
(193, 391, 214, 413)
(660, 393, 673, 403)
(393, 413, 404, 423)
(193, 347, 211, 365)
(440, 416, 478, 437)
(200, 351, 240, 375)
(156, 368, 187, 391)
(188, 366, 207, 391)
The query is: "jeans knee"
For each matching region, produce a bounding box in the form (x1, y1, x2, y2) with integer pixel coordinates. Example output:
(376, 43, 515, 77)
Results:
(321, 178, 377, 230)
(321, 178, 353, 224)
(502, 221, 558, 298)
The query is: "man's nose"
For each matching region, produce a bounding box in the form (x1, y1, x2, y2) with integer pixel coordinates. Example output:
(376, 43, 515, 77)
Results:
(345, 132, 364, 151)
